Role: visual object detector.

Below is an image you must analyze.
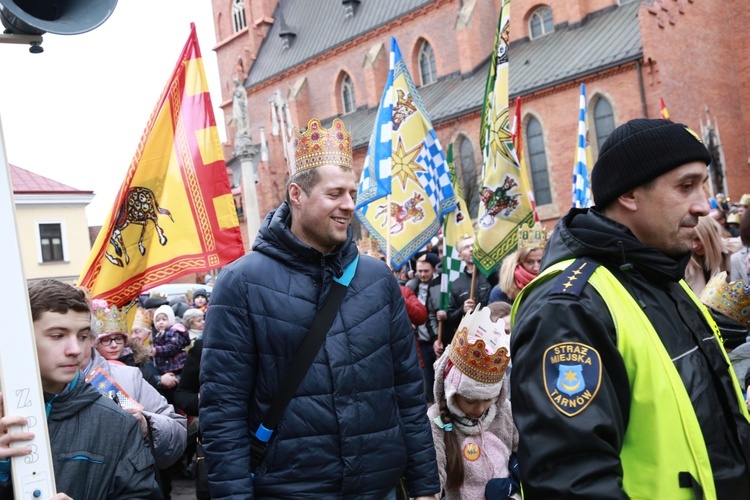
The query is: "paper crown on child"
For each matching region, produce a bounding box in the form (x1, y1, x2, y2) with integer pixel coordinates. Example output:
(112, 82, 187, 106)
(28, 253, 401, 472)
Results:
(518, 222, 547, 249)
(727, 213, 741, 225)
(739, 193, 750, 207)
(449, 303, 511, 384)
(132, 307, 152, 331)
(288, 118, 352, 177)
(94, 304, 127, 336)
(699, 272, 750, 328)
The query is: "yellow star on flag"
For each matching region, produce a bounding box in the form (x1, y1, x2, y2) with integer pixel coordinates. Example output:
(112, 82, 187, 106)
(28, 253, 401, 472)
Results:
(391, 136, 424, 190)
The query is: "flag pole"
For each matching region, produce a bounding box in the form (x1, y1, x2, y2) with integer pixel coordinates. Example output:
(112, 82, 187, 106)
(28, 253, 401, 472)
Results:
(386, 194, 392, 266)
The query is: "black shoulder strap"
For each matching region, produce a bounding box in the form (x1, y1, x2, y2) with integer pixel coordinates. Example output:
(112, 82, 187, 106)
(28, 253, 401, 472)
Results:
(251, 255, 359, 465)
(549, 257, 599, 298)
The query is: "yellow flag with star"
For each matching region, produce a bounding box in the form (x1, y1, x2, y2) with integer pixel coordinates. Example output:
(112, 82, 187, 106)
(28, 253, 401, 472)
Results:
(355, 37, 455, 269)
(474, 0, 534, 276)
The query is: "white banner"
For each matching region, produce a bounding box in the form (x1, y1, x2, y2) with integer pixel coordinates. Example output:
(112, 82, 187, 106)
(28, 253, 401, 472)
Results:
(0, 113, 56, 498)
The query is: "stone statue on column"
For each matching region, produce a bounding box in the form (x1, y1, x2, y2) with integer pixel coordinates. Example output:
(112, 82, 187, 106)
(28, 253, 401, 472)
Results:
(232, 77, 250, 137)
(232, 77, 257, 182)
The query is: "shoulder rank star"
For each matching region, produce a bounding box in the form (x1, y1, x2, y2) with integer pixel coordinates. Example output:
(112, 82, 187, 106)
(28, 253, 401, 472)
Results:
(542, 341, 602, 417)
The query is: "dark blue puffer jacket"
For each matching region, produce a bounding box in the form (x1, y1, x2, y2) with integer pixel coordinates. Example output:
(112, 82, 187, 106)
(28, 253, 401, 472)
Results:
(200, 203, 439, 499)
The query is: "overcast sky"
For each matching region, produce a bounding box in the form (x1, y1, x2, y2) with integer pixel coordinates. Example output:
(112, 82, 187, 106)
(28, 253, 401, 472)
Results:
(0, 1, 226, 226)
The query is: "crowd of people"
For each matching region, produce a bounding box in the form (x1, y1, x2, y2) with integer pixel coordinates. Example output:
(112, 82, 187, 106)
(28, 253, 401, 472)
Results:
(1, 117, 750, 499)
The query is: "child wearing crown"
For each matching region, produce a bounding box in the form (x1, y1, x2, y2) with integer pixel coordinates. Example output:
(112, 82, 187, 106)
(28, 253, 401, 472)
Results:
(429, 303, 520, 499)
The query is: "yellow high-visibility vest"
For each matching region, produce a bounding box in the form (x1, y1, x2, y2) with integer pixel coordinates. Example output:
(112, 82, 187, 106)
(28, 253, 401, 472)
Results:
(513, 259, 750, 500)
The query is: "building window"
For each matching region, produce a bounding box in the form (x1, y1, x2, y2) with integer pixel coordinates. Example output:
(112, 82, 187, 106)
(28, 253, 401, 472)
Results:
(418, 40, 437, 86)
(593, 97, 615, 156)
(341, 73, 356, 114)
(38, 223, 65, 262)
(456, 135, 479, 218)
(232, 0, 246, 33)
(526, 117, 552, 206)
(529, 6, 554, 39)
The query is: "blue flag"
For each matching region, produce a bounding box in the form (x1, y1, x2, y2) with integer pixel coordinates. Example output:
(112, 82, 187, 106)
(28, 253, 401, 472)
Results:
(355, 37, 456, 269)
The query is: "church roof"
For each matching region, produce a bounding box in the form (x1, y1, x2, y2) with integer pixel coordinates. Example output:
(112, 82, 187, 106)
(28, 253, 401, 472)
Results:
(246, 0, 434, 87)
(336, 2, 643, 149)
(10, 164, 92, 194)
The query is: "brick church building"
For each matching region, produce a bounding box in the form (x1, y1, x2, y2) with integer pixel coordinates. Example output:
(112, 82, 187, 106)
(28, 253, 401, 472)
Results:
(209, 0, 750, 245)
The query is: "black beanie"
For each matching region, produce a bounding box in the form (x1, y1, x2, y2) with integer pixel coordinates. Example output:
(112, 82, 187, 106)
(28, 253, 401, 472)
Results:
(591, 119, 712, 209)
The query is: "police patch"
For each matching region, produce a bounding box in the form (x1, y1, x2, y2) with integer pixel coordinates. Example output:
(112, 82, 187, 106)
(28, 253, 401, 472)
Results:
(543, 342, 601, 417)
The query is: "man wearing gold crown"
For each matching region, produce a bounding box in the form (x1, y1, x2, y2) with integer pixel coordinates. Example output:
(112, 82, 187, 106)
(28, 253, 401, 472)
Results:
(200, 119, 439, 499)
(511, 119, 750, 499)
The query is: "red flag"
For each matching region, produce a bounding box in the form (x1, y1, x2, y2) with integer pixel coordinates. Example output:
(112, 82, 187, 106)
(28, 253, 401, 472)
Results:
(78, 24, 244, 306)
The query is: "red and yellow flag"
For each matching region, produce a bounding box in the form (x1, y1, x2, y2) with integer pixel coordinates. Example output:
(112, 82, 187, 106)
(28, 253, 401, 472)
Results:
(659, 97, 670, 120)
(78, 24, 244, 306)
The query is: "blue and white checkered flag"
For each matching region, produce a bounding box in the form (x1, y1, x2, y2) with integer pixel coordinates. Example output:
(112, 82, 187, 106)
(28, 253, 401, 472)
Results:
(355, 48, 394, 210)
(573, 83, 592, 208)
(356, 37, 455, 269)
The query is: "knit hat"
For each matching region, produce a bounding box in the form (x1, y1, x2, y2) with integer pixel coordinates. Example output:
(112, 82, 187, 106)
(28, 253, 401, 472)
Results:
(591, 119, 712, 209)
(153, 304, 176, 329)
(415, 250, 440, 268)
(181, 308, 204, 327)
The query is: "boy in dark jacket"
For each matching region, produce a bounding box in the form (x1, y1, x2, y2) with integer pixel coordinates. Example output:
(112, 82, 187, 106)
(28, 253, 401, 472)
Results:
(0, 280, 161, 499)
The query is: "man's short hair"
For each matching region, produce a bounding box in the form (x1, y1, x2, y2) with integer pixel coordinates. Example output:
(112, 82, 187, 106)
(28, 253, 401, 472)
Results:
(457, 235, 474, 252)
(28, 280, 90, 322)
(285, 168, 320, 203)
(284, 165, 353, 204)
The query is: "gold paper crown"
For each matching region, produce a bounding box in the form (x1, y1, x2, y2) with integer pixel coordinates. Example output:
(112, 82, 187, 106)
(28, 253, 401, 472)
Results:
(739, 194, 750, 207)
(288, 118, 352, 177)
(518, 222, 547, 249)
(727, 213, 741, 225)
(149, 291, 167, 300)
(94, 306, 127, 335)
(357, 236, 382, 258)
(448, 304, 511, 384)
(699, 272, 750, 328)
(132, 307, 153, 330)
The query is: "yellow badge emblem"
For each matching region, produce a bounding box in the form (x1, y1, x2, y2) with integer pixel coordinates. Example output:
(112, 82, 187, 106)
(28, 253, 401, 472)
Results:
(463, 442, 480, 461)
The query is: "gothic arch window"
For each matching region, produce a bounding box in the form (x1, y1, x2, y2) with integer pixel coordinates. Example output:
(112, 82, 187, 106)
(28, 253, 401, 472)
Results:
(455, 135, 480, 218)
(418, 40, 437, 86)
(526, 116, 552, 206)
(232, 0, 247, 33)
(340, 73, 357, 114)
(217, 12, 224, 39)
(592, 96, 615, 157)
(529, 6, 554, 39)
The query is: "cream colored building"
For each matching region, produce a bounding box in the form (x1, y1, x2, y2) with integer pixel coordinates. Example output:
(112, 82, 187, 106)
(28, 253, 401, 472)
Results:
(11, 164, 94, 283)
